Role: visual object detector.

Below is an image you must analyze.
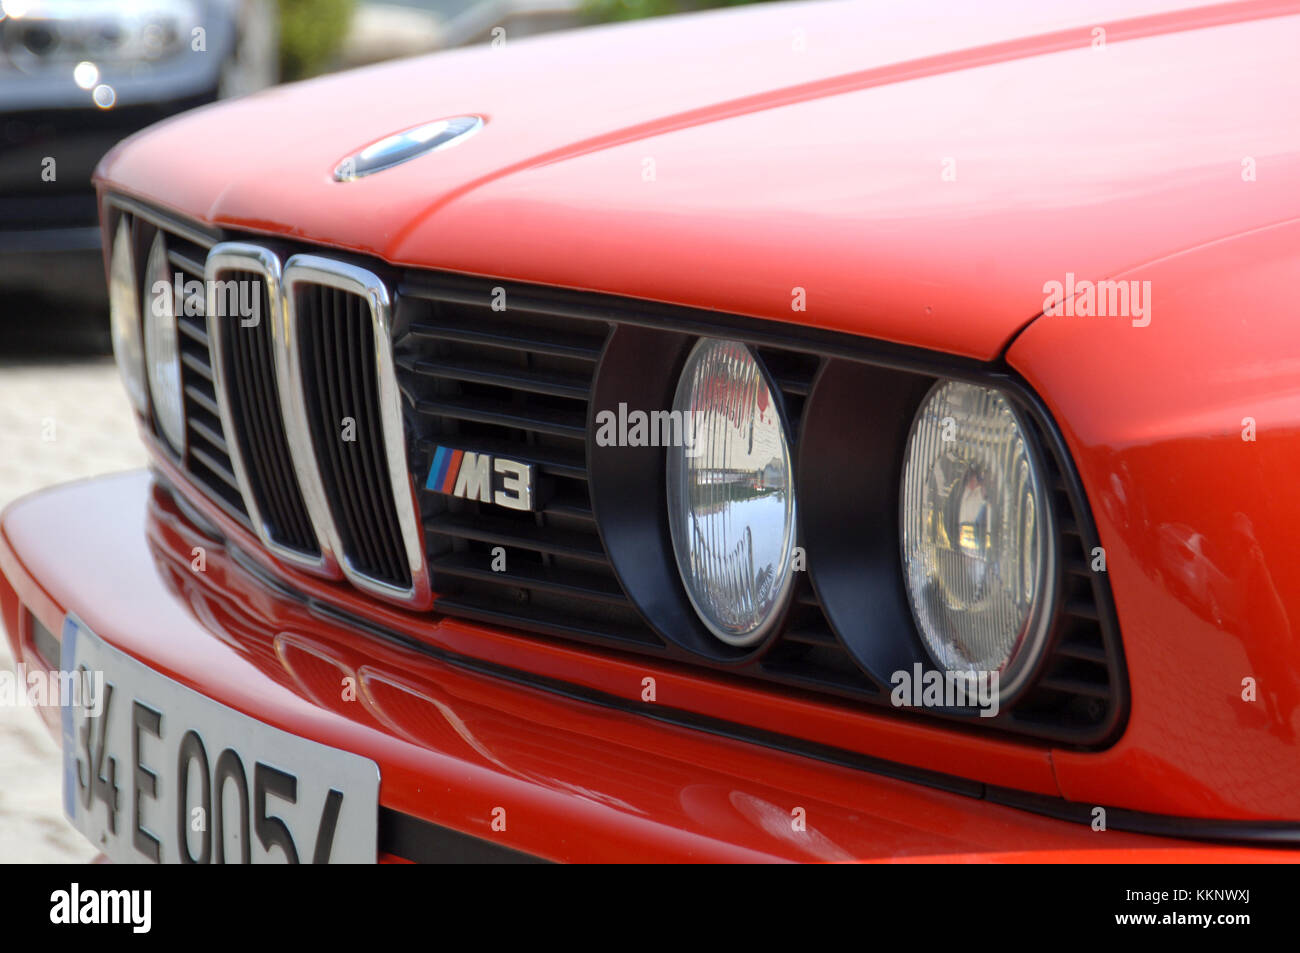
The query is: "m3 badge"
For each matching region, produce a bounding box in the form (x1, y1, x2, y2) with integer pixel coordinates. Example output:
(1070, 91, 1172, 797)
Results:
(425, 445, 534, 511)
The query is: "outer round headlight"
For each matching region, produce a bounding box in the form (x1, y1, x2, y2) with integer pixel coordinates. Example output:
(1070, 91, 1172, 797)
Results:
(901, 381, 1054, 697)
(666, 339, 797, 647)
(109, 218, 147, 415)
(144, 232, 185, 454)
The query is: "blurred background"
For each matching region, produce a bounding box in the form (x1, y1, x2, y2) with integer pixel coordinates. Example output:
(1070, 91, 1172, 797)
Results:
(0, 0, 777, 861)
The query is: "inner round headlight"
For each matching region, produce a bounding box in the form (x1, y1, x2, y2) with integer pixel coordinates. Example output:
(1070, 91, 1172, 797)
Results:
(666, 339, 797, 647)
(144, 232, 185, 454)
(901, 381, 1055, 697)
(108, 217, 147, 415)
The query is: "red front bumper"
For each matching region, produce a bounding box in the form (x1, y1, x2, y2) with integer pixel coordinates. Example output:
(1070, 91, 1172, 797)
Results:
(0, 470, 1288, 862)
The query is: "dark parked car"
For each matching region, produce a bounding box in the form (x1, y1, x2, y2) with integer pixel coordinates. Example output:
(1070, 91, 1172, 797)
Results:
(0, 0, 274, 310)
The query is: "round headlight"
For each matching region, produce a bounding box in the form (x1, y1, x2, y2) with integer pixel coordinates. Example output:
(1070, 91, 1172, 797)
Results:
(109, 218, 147, 415)
(666, 339, 797, 647)
(901, 380, 1054, 697)
(144, 232, 185, 454)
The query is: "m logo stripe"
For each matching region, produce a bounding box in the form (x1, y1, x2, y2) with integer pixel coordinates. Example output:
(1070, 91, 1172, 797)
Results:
(426, 445, 464, 493)
(440, 449, 464, 493)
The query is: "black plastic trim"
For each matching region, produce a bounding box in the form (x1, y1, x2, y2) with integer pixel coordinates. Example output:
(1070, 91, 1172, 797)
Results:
(378, 808, 549, 864)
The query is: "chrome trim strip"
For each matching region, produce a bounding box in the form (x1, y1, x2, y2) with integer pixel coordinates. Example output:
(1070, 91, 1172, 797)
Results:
(204, 242, 338, 577)
(281, 254, 432, 608)
(104, 194, 220, 250)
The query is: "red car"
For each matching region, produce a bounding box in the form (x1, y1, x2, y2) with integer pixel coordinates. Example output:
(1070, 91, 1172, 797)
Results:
(3, 0, 1299, 863)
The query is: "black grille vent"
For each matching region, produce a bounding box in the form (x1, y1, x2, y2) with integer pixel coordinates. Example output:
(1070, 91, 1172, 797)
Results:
(1006, 434, 1118, 736)
(295, 284, 411, 590)
(753, 347, 879, 698)
(217, 270, 318, 556)
(166, 232, 249, 525)
(394, 295, 662, 651)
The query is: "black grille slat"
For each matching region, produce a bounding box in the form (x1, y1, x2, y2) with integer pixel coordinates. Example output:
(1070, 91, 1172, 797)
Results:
(318, 288, 379, 572)
(350, 290, 408, 586)
(188, 416, 229, 455)
(433, 594, 664, 649)
(1053, 641, 1108, 664)
(220, 271, 318, 556)
(780, 626, 840, 647)
(167, 248, 206, 279)
(1064, 598, 1100, 621)
(316, 286, 378, 573)
(413, 395, 588, 441)
(190, 445, 242, 494)
(129, 214, 251, 526)
(396, 355, 592, 400)
(544, 500, 595, 523)
(178, 317, 210, 347)
(406, 316, 604, 362)
(183, 383, 221, 419)
(1037, 675, 1111, 699)
(432, 553, 629, 606)
(424, 513, 608, 565)
(298, 283, 412, 591)
(347, 289, 405, 584)
(181, 347, 214, 382)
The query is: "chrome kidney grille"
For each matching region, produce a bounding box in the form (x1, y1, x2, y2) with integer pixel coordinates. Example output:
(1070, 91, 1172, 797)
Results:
(121, 201, 429, 608)
(206, 244, 324, 571)
(281, 258, 427, 604)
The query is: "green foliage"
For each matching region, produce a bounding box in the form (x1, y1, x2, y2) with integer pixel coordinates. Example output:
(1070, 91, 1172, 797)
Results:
(582, 0, 778, 22)
(279, 0, 356, 81)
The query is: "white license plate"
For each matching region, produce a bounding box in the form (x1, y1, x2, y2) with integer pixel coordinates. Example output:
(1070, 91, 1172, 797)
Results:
(60, 615, 379, 863)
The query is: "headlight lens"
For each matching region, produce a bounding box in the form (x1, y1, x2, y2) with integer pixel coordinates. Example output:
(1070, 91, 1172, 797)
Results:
(666, 339, 797, 647)
(901, 380, 1054, 696)
(108, 218, 147, 415)
(144, 232, 185, 454)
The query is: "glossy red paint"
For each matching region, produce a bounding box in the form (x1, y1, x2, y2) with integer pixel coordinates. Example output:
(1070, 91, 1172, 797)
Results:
(1, 472, 1290, 862)
(95, 0, 1300, 359)
(1008, 218, 1300, 819)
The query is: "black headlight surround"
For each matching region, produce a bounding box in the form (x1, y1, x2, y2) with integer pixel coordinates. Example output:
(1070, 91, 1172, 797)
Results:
(587, 323, 803, 663)
(799, 362, 1065, 711)
(575, 308, 1122, 740)
(796, 362, 935, 687)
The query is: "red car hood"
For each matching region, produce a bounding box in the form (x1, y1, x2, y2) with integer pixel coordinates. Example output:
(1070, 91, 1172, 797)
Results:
(96, 0, 1300, 358)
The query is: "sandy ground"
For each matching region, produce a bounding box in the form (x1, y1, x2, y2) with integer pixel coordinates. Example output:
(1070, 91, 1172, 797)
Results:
(0, 313, 147, 862)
